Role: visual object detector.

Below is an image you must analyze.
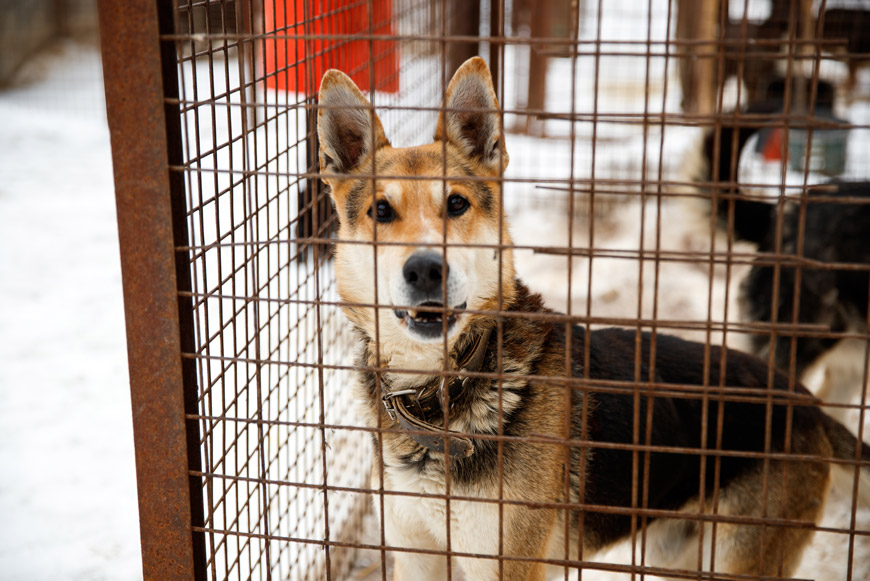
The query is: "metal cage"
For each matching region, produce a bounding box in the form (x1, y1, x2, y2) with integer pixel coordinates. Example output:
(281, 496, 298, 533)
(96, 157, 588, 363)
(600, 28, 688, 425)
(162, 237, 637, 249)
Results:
(101, 0, 870, 579)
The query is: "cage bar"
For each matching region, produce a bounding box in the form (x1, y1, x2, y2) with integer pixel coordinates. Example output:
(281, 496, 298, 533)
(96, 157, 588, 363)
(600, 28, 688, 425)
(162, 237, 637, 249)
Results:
(99, 0, 206, 579)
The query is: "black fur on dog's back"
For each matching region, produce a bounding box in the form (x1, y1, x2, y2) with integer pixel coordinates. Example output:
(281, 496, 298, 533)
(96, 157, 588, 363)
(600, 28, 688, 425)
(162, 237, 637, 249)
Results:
(556, 323, 831, 549)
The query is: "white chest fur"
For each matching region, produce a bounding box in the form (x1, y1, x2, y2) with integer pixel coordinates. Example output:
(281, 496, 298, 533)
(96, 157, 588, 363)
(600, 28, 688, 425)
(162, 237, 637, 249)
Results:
(376, 459, 502, 579)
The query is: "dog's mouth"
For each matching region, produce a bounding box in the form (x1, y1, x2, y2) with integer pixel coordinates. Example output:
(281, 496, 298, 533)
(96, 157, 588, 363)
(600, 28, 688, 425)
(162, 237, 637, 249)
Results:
(394, 301, 467, 338)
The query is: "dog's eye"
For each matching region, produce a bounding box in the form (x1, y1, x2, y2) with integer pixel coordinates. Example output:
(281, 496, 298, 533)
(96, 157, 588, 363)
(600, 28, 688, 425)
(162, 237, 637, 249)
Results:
(446, 194, 470, 217)
(367, 199, 395, 223)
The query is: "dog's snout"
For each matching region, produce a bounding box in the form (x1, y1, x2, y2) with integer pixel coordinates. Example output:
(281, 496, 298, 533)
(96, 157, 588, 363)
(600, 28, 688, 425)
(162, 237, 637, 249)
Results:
(403, 252, 448, 295)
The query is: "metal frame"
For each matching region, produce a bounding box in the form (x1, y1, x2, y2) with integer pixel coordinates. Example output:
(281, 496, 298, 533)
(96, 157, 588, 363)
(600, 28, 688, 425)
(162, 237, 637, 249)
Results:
(100, 0, 205, 578)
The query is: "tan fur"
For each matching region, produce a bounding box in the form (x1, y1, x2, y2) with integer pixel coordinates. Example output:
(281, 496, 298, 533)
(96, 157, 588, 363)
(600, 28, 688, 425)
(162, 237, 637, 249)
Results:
(711, 427, 831, 577)
(318, 57, 869, 580)
(318, 59, 515, 387)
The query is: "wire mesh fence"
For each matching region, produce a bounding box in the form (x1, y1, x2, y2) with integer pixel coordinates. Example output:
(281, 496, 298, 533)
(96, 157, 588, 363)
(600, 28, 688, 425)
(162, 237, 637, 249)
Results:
(102, 0, 870, 579)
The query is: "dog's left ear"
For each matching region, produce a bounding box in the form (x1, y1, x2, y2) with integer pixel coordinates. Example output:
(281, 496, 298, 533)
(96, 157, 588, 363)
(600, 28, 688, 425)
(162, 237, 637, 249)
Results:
(435, 57, 508, 173)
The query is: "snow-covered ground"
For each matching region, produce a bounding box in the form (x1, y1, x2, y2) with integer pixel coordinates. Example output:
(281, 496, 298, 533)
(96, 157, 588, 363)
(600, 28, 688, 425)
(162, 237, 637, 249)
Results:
(0, 40, 142, 579)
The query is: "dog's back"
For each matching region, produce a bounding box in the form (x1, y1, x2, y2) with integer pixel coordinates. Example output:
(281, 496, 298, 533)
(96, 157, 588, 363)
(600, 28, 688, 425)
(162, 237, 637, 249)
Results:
(514, 293, 869, 576)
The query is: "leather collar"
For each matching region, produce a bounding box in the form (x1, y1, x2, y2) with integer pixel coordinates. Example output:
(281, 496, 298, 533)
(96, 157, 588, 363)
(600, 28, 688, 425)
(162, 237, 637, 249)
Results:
(380, 326, 493, 458)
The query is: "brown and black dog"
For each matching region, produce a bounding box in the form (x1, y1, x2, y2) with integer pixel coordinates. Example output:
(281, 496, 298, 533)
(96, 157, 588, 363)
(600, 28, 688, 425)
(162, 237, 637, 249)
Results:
(317, 57, 870, 580)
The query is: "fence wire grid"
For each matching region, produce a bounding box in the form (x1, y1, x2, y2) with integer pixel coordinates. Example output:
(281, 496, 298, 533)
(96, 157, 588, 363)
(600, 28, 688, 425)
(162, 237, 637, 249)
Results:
(101, 0, 870, 580)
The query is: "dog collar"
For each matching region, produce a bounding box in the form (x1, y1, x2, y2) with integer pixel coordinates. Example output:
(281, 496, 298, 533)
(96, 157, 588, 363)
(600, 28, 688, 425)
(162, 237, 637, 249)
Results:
(380, 326, 493, 458)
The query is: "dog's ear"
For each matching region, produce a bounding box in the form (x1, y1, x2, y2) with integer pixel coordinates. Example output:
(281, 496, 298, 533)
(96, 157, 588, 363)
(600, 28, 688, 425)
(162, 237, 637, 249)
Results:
(434, 57, 508, 172)
(317, 70, 390, 184)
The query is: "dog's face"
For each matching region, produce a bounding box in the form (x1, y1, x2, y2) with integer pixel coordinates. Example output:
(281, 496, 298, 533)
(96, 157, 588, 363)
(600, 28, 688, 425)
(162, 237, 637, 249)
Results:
(317, 58, 515, 352)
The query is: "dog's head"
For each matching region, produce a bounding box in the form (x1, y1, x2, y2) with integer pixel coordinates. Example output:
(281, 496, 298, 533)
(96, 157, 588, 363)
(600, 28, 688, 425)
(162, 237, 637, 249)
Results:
(317, 57, 514, 352)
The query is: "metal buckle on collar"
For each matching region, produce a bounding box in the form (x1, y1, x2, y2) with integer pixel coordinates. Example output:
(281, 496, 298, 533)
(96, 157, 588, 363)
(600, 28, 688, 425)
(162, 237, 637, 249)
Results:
(437, 367, 470, 411)
(381, 388, 417, 422)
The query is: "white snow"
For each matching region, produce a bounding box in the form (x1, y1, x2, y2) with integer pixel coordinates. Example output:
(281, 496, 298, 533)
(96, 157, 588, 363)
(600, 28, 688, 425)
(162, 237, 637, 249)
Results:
(0, 40, 142, 579)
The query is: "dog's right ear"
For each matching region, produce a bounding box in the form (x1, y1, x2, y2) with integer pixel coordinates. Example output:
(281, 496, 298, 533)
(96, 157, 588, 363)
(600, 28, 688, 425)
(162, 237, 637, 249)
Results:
(317, 70, 390, 185)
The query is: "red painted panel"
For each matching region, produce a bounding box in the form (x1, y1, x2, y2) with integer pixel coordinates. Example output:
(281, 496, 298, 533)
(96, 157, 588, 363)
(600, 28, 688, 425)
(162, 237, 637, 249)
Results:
(264, 0, 399, 94)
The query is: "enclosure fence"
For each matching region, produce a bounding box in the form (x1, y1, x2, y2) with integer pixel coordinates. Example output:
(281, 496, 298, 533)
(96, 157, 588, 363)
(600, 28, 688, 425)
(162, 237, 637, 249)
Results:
(101, 0, 870, 579)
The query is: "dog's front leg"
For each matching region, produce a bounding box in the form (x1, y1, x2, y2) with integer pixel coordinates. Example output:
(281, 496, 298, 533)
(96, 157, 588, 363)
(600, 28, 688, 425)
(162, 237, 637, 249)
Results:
(391, 546, 448, 581)
(451, 499, 554, 581)
(381, 488, 449, 580)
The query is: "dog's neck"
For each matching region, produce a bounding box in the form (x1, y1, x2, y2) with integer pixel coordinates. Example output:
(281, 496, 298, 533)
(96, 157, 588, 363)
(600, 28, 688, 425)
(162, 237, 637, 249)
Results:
(356, 281, 552, 455)
(374, 323, 486, 390)
(381, 340, 452, 388)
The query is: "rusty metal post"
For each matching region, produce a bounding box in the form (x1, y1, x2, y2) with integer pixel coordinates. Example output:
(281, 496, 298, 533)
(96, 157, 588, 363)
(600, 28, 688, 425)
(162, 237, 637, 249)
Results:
(677, 0, 719, 114)
(448, 0, 481, 76)
(99, 0, 205, 579)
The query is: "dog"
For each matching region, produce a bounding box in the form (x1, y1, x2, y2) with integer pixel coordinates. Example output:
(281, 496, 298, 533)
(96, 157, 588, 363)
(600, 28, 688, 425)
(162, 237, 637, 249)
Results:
(701, 109, 870, 418)
(317, 57, 870, 580)
(737, 181, 870, 378)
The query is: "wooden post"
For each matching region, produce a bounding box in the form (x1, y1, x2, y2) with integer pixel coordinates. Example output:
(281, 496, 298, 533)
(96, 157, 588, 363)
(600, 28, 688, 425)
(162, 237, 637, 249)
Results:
(677, 0, 719, 114)
(526, 0, 552, 134)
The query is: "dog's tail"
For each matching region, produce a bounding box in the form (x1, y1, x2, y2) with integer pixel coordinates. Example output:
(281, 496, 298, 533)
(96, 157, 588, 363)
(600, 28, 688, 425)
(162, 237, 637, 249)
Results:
(823, 413, 870, 506)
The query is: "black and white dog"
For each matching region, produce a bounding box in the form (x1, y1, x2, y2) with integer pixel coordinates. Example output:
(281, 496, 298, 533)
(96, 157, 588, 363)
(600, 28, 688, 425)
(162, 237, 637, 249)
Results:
(701, 105, 870, 420)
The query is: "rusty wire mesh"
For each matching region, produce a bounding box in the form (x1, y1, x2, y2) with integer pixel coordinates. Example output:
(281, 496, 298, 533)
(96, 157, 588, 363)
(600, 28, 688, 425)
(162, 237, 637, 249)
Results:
(105, 0, 870, 579)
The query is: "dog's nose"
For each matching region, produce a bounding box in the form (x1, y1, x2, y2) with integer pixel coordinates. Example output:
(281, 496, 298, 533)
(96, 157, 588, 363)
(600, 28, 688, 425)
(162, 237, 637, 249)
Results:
(403, 252, 448, 295)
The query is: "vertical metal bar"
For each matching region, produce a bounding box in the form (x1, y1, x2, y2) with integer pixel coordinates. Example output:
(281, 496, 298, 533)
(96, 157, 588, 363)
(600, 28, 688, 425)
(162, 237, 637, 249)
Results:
(236, 0, 273, 573)
(489, 0, 502, 97)
(99, 0, 205, 579)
